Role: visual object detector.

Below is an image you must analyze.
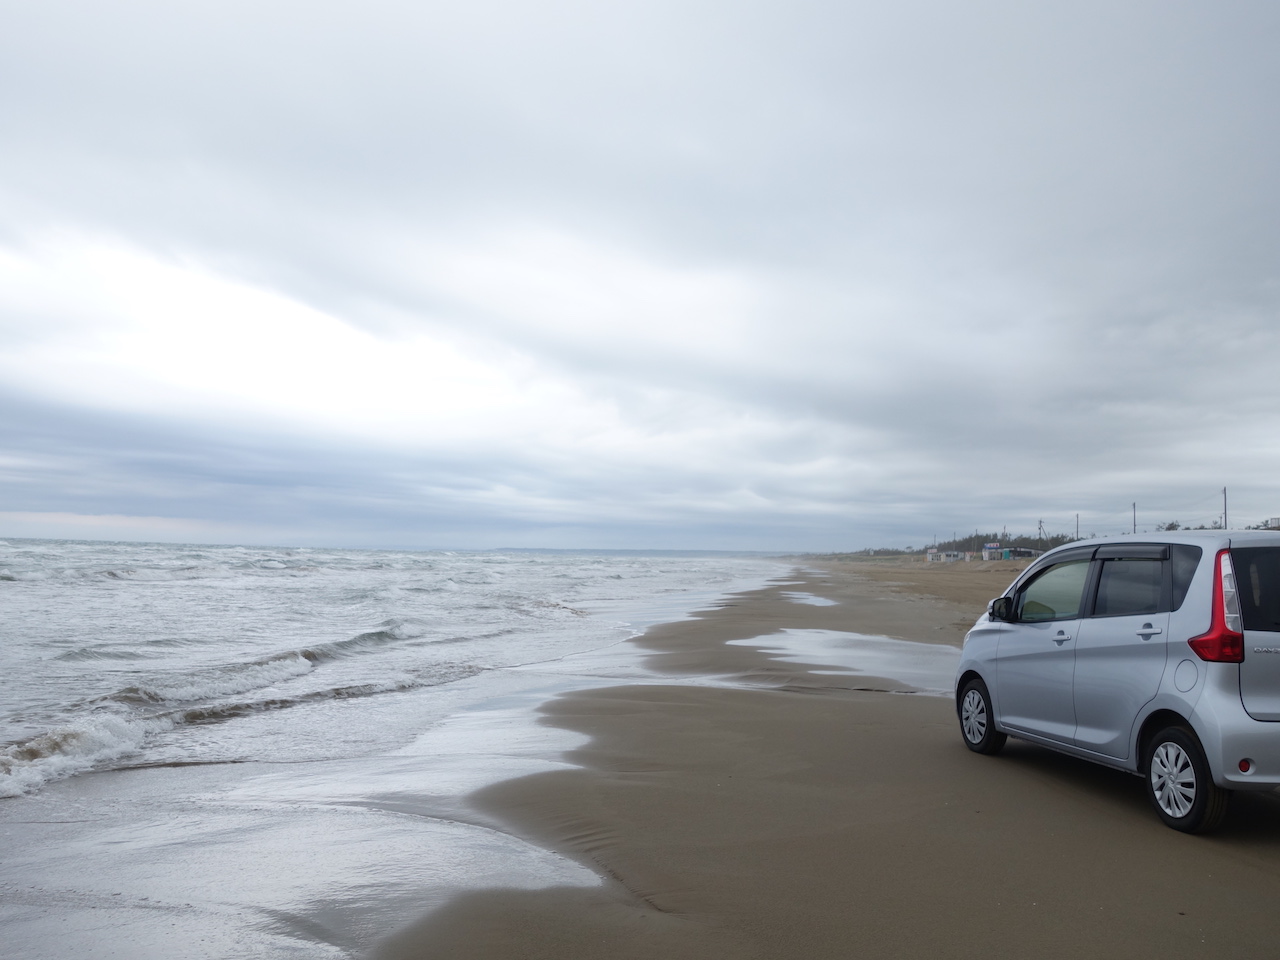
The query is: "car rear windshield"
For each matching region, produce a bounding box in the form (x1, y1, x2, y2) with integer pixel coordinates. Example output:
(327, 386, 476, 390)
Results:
(1231, 547, 1280, 632)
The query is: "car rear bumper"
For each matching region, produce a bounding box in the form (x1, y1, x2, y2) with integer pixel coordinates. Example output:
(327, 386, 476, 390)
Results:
(1191, 670, 1280, 790)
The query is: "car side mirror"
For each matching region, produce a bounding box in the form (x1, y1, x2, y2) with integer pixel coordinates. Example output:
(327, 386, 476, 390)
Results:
(989, 596, 1013, 622)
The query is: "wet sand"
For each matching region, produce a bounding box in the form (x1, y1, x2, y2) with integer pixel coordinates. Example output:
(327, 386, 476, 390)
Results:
(374, 559, 1280, 960)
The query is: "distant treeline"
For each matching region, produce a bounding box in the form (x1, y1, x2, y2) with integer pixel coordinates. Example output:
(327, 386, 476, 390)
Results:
(829, 517, 1268, 559)
(929, 531, 1075, 554)
(822, 530, 1072, 558)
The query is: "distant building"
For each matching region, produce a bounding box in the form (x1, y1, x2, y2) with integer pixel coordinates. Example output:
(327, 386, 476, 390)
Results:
(981, 543, 1042, 561)
(927, 549, 964, 563)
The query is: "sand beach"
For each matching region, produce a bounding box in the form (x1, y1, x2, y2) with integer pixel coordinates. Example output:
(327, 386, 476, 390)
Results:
(376, 559, 1280, 960)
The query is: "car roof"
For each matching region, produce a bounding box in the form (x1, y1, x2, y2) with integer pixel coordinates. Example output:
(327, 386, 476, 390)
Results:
(1039, 529, 1280, 560)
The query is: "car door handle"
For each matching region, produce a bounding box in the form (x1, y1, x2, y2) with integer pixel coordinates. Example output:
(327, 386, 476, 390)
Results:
(1053, 631, 1072, 645)
(1137, 624, 1163, 640)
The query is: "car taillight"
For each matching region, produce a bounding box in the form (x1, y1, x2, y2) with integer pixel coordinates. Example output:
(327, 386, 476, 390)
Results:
(1188, 548, 1244, 663)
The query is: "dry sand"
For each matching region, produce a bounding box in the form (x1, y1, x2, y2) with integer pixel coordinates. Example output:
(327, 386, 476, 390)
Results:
(374, 559, 1280, 959)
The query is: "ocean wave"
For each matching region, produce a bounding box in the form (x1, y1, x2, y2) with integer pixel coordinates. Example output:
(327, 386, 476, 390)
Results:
(515, 598, 589, 617)
(0, 568, 50, 581)
(141, 636, 206, 649)
(0, 564, 235, 583)
(0, 663, 484, 797)
(296, 618, 434, 662)
(164, 669, 480, 726)
(85, 618, 440, 708)
(97, 565, 236, 582)
(55, 647, 149, 662)
(97, 653, 317, 706)
(230, 558, 317, 573)
(0, 713, 172, 798)
(0, 563, 312, 584)
(164, 679, 422, 725)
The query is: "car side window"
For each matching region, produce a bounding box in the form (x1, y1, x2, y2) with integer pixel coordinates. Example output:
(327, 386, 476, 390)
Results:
(1015, 560, 1090, 622)
(1092, 558, 1165, 617)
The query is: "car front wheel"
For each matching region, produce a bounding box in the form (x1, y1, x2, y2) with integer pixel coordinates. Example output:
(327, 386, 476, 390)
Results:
(959, 678, 1006, 755)
(1143, 725, 1230, 833)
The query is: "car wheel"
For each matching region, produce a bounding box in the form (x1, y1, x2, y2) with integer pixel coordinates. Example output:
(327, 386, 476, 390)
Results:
(959, 678, 1006, 755)
(1143, 726, 1231, 833)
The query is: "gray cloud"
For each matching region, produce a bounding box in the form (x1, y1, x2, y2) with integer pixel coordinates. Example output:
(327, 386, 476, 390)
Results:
(2, 1, 1279, 548)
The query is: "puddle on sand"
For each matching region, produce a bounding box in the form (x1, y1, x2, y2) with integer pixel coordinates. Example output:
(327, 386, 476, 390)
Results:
(780, 591, 838, 606)
(728, 629, 959, 695)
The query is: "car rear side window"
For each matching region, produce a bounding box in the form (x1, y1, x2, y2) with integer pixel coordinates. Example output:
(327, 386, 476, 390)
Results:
(1093, 558, 1164, 617)
(1016, 560, 1090, 622)
(1231, 547, 1280, 632)
(1171, 544, 1202, 611)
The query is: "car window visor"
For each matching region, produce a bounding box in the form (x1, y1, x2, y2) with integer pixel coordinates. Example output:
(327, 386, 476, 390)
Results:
(1019, 545, 1094, 575)
(1095, 544, 1170, 560)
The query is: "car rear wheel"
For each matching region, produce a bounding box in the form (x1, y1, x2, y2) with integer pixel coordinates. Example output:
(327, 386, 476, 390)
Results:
(959, 678, 1006, 755)
(1143, 725, 1230, 833)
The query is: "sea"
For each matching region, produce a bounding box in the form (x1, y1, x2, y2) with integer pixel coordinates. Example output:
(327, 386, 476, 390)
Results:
(0, 538, 790, 959)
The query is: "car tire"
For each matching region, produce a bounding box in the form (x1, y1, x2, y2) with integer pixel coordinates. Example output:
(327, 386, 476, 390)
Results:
(1143, 725, 1231, 834)
(959, 678, 1006, 755)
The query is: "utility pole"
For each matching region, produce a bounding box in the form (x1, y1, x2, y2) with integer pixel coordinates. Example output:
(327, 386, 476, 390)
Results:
(1224, 487, 1228, 530)
(1076, 513, 1079, 540)
(1132, 503, 1137, 534)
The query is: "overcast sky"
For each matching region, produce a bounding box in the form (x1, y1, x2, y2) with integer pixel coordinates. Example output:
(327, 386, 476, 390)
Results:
(1, 1, 1278, 551)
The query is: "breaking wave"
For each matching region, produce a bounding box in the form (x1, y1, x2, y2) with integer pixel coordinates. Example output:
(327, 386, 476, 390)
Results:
(0, 714, 166, 798)
(0, 662, 485, 798)
(0, 612, 490, 797)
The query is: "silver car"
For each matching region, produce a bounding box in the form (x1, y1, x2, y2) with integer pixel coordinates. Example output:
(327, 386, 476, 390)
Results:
(956, 531, 1280, 832)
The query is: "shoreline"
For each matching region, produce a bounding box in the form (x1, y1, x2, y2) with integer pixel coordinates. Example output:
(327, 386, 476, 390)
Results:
(375, 559, 1280, 960)
(0, 552, 789, 959)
